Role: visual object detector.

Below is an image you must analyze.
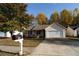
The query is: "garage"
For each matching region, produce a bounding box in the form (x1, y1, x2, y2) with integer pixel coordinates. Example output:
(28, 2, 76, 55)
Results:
(45, 23, 66, 38)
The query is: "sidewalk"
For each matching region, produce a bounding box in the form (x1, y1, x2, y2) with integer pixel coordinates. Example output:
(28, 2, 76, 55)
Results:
(0, 45, 35, 55)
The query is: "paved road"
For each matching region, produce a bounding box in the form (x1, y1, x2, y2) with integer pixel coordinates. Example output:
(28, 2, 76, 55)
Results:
(30, 39, 79, 56)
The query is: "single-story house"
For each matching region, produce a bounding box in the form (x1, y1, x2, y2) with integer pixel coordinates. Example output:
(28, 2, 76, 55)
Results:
(26, 23, 66, 38)
(66, 26, 77, 37)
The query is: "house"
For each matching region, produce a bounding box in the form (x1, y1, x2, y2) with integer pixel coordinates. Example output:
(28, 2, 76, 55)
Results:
(45, 23, 66, 38)
(26, 23, 66, 38)
(66, 26, 77, 37)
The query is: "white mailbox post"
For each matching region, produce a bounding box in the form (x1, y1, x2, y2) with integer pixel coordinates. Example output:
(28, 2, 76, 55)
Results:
(12, 30, 24, 55)
(19, 39, 23, 55)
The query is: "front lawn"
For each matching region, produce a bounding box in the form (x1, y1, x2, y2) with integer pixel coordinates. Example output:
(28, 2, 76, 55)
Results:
(0, 38, 44, 47)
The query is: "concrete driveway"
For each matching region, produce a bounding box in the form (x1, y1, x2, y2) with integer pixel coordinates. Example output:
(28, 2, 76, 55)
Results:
(30, 39, 79, 56)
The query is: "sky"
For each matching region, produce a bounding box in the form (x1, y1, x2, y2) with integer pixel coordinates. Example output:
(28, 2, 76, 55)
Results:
(27, 3, 79, 19)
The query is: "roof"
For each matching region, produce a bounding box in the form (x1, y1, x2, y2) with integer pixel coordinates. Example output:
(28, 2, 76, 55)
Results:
(26, 26, 34, 30)
(50, 22, 66, 29)
(76, 27, 79, 30)
(33, 25, 49, 30)
(70, 26, 78, 30)
(26, 22, 66, 30)
(26, 25, 49, 30)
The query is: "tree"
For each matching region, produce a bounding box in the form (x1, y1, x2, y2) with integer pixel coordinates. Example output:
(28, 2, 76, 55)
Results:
(72, 8, 79, 26)
(36, 13, 47, 25)
(72, 13, 79, 26)
(60, 9, 73, 27)
(73, 8, 79, 17)
(0, 3, 32, 31)
(50, 11, 59, 24)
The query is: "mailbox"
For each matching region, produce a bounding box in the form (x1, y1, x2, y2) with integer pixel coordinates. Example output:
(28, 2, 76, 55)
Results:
(11, 30, 23, 40)
(11, 30, 20, 40)
(12, 35, 19, 40)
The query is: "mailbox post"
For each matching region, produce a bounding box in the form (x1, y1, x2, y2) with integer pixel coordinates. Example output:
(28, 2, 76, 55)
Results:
(18, 32, 23, 55)
(11, 30, 24, 55)
(19, 39, 23, 55)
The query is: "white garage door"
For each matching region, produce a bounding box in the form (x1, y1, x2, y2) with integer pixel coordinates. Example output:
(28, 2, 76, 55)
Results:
(46, 31, 63, 38)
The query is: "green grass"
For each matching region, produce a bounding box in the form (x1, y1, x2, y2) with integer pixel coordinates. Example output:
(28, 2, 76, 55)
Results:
(0, 38, 44, 47)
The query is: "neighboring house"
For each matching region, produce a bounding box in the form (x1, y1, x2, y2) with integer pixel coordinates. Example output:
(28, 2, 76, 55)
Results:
(45, 23, 66, 38)
(0, 31, 11, 38)
(76, 27, 79, 37)
(26, 23, 66, 38)
(0, 32, 5, 37)
(66, 26, 77, 37)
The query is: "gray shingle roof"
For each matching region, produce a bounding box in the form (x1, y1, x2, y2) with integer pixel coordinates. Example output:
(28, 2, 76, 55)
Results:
(33, 25, 49, 30)
(50, 23, 66, 29)
(26, 26, 33, 30)
(26, 23, 65, 30)
(26, 25, 49, 30)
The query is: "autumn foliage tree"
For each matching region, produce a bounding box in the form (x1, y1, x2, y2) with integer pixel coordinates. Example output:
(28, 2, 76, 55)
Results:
(36, 13, 47, 25)
(50, 11, 59, 24)
(72, 8, 79, 26)
(60, 9, 73, 27)
(72, 14, 79, 26)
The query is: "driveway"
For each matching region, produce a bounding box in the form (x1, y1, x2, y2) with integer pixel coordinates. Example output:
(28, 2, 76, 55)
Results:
(30, 39, 79, 56)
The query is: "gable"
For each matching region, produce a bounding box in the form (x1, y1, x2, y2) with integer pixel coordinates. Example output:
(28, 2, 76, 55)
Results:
(45, 23, 65, 31)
